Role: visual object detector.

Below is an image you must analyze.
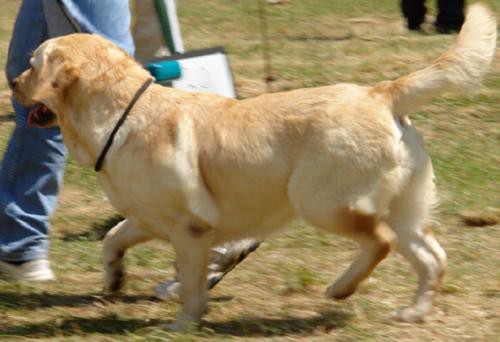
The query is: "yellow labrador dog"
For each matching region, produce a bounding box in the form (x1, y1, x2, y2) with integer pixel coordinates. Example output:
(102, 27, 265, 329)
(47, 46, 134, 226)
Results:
(13, 4, 496, 329)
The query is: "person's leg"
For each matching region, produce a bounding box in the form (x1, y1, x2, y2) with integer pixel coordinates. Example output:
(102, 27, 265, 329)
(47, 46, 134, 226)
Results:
(0, 0, 135, 281)
(436, 0, 465, 33)
(61, 0, 135, 55)
(0, 0, 66, 281)
(156, 239, 261, 299)
(401, 0, 427, 31)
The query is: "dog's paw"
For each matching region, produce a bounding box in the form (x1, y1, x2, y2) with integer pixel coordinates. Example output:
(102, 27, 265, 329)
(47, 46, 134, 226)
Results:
(325, 283, 356, 300)
(393, 306, 426, 323)
(161, 315, 200, 332)
(105, 267, 125, 293)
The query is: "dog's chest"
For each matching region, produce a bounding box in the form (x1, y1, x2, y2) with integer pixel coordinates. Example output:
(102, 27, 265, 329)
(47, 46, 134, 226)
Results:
(98, 171, 182, 232)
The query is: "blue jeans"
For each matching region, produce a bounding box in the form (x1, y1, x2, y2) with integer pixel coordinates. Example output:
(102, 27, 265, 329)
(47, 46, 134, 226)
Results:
(0, 0, 134, 262)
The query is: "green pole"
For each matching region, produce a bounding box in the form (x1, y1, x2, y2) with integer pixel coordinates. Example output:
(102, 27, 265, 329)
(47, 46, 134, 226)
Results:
(154, 0, 178, 54)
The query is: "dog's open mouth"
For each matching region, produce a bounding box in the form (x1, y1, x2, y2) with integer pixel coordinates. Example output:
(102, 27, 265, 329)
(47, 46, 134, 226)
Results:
(28, 104, 56, 128)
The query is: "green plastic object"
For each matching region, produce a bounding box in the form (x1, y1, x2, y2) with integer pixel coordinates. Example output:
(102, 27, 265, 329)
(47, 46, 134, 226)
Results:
(154, 0, 178, 54)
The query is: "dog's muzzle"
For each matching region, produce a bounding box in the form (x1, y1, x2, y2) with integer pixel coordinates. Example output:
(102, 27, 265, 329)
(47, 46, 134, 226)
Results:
(28, 104, 56, 128)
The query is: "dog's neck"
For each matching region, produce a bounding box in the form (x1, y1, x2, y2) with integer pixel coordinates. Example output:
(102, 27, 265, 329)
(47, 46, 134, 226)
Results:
(58, 74, 151, 169)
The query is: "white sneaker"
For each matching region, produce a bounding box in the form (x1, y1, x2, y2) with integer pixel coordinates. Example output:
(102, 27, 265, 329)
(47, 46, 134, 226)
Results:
(155, 279, 180, 300)
(155, 240, 261, 300)
(0, 259, 56, 282)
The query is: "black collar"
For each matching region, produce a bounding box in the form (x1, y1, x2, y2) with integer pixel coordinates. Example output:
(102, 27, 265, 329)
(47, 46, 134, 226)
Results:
(94, 78, 154, 172)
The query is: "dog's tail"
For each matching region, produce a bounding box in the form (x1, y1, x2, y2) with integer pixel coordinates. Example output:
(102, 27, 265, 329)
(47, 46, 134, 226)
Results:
(376, 4, 497, 117)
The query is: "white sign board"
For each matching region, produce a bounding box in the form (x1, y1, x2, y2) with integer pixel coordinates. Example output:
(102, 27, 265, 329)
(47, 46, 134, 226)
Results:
(148, 47, 237, 99)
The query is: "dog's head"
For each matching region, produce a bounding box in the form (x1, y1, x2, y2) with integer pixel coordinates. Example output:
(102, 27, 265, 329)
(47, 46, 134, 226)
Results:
(13, 33, 138, 128)
(13, 37, 80, 128)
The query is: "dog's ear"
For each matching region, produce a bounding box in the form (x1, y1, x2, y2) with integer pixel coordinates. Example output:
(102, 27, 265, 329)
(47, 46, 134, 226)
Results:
(32, 62, 79, 103)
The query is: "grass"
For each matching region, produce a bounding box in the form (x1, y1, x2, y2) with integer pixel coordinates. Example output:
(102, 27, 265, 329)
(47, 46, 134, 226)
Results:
(0, 0, 499, 340)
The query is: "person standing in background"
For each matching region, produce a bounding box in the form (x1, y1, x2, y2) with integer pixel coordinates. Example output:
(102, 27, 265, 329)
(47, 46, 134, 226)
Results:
(401, 0, 465, 33)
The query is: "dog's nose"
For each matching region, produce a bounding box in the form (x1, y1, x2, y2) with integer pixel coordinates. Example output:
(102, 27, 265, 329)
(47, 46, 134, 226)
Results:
(12, 79, 18, 89)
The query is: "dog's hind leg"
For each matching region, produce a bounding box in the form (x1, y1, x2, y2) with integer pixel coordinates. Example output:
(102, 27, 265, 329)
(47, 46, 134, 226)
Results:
(387, 215, 446, 322)
(289, 168, 396, 300)
(385, 161, 447, 322)
(323, 210, 396, 300)
(103, 219, 152, 293)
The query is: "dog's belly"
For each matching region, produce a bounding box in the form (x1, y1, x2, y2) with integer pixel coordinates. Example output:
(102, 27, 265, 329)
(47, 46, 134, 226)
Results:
(213, 196, 295, 244)
(200, 152, 296, 243)
(99, 161, 295, 244)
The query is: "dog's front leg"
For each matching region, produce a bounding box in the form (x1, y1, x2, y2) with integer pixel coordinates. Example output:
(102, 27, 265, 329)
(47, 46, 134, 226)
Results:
(165, 222, 213, 331)
(102, 219, 152, 293)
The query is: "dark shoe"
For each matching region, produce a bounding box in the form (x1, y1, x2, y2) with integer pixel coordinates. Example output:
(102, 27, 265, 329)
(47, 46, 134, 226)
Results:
(435, 23, 461, 34)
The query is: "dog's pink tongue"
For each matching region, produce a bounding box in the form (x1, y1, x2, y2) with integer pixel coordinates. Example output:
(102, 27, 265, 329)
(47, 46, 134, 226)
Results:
(28, 107, 38, 127)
